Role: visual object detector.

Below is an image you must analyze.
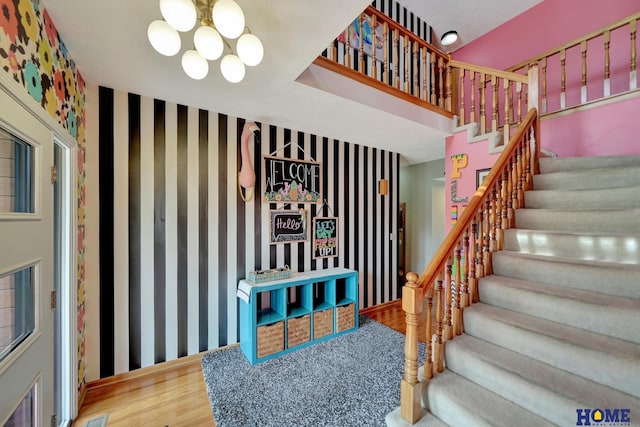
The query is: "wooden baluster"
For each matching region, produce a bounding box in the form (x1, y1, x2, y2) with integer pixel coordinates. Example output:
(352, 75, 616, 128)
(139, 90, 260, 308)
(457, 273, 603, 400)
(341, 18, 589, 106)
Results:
(430, 55, 437, 104)
(504, 78, 512, 146)
(524, 132, 533, 191)
(330, 38, 337, 62)
(446, 64, 453, 112)
(560, 49, 567, 109)
(439, 57, 446, 108)
(344, 27, 351, 69)
(541, 58, 548, 113)
(492, 75, 499, 133)
(413, 42, 419, 96)
(422, 48, 428, 101)
(400, 272, 422, 424)
(470, 71, 476, 124)
(494, 181, 503, 251)
(459, 69, 466, 125)
(444, 258, 453, 340)
(424, 289, 433, 380)
(517, 144, 526, 208)
(469, 221, 478, 303)
(581, 40, 588, 103)
(393, 29, 400, 89)
(483, 198, 493, 275)
(604, 30, 611, 97)
(404, 35, 410, 93)
(479, 73, 487, 134)
(503, 168, 512, 229)
(453, 243, 462, 335)
(490, 186, 498, 253)
(516, 81, 523, 124)
(358, 15, 365, 73)
(631, 19, 637, 90)
(383, 22, 389, 85)
(434, 275, 444, 372)
(371, 15, 378, 80)
(462, 229, 470, 308)
(510, 154, 520, 210)
(475, 211, 484, 281)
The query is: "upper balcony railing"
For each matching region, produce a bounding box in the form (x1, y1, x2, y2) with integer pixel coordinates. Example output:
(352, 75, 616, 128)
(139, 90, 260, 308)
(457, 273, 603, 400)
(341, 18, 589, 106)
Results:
(507, 12, 640, 115)
(316, 6, 533, 146)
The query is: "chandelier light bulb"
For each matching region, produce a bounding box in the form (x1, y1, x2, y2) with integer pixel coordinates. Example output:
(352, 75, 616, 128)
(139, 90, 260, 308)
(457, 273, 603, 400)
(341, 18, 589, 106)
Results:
(212, 0, 245, 39)
(182, 49, 209, 80)
(236, 33, 264, 66)
(220, 54, 245, 83)
(148, 20, 181, 56)
(160, 0, 197, 32)
(194, 25, 224, 60)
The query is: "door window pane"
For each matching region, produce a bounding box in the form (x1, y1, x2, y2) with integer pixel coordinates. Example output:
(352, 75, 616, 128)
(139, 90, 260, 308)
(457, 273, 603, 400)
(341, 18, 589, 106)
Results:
(0, 127, 34, 213)
(0, 266, 34, 363)
(4, 385, 35, 427)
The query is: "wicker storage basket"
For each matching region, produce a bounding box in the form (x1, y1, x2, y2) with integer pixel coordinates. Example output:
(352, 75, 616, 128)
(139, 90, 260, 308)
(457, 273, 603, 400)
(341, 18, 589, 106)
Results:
(313, 309, 334, 339)
(336, 303, 355, 332)
(257, 321, 284, 358)
(287, 314, 311, 348)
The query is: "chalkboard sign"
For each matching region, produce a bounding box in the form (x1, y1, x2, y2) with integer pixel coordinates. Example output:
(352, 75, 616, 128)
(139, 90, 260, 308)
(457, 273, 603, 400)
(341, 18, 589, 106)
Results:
(263, 155, 322, 203)
(270, 210, 309, 244)
(313, 217, 338, 259)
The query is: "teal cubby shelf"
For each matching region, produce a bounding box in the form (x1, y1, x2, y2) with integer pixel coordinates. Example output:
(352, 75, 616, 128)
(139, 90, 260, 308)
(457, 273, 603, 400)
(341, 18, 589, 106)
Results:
(238, 268, 359, 364)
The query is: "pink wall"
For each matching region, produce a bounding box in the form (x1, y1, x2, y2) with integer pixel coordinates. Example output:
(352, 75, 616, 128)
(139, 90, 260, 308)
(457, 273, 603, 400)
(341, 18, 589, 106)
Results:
(453, 0, 639, 70)
(444, 130, 499, 232)
(542, 96, 640, 157)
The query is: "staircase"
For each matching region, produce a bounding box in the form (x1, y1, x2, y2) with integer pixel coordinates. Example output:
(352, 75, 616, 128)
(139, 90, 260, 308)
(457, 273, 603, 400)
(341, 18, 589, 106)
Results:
(389, 155, 640, 426)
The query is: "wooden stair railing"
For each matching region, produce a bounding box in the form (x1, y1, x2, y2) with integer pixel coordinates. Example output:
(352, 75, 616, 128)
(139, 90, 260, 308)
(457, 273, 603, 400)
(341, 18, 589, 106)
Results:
(507, 12, 640, 114)
(400, 108, 539, 424)
(315, 6, 536, 145)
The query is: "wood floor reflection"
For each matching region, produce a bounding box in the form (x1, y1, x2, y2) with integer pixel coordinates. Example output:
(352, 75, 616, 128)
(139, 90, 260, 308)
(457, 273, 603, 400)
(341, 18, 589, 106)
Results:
(73, 298, 420, 427)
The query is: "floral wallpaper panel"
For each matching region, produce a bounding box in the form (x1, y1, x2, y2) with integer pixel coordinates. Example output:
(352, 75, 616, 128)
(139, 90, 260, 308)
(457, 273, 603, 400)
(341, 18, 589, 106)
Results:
(0, 0, 87, 400)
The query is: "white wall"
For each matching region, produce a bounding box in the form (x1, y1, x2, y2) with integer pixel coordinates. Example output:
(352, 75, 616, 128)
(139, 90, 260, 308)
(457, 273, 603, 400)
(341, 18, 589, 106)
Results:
(400, 158, 446, 275)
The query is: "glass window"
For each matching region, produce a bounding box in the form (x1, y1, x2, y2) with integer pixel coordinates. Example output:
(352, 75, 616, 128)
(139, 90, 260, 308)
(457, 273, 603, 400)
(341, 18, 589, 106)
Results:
(4, 385, 35, 427)
(0, 127, 34, 213)
(0, 266, 34, 363)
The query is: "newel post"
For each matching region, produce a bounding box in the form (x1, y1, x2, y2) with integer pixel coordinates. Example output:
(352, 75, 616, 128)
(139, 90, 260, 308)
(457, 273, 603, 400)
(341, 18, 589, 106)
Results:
(400, 272, 423, 424)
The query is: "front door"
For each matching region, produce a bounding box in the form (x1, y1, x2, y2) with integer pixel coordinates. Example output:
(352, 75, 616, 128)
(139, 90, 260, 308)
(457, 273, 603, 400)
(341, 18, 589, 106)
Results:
(0, 87, 54, 426)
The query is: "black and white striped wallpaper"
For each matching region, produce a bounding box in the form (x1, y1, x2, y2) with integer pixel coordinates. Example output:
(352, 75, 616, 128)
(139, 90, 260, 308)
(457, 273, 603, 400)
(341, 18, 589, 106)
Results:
(93, 86, 400, 377)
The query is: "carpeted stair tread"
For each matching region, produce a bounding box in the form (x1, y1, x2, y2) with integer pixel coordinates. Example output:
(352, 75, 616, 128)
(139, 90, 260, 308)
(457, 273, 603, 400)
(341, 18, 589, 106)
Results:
(426, 369, 556, 427)
(503, 228, 640, 264)
(444, 334, 640, 426)
(492, 250, 640, 299)
(533, 165, 640, 190)
(524, 185, 640, 210)
(540, 155, 640, 173)
(385, 408, 449, 427)
(478, 274, 640, 343)
(463, 303, 640, 398)
(515, 207, 640, 233)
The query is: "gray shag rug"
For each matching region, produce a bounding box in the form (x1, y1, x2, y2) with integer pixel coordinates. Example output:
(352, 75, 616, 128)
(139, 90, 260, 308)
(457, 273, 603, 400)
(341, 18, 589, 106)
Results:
(201, 316, 426, 427)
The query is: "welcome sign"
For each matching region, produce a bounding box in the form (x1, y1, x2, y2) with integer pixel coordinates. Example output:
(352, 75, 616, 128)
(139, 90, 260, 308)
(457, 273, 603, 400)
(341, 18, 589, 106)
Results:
(263, 156, 322, 203)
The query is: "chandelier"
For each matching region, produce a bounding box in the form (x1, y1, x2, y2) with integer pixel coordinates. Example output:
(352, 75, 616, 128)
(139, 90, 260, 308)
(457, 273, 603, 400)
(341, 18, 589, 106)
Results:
(147, 0, 264, 83)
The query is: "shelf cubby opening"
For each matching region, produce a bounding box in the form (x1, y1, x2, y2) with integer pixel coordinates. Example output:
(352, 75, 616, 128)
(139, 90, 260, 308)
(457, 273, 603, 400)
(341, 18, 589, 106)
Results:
(335, 277, 356, 306)
(313, 281, 331, 311)
(256, 289, 286, 326)
(287, 284, 312, 317)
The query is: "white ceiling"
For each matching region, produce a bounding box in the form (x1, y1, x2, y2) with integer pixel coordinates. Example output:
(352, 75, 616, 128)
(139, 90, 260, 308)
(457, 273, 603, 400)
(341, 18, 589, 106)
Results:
(41, 0, 541, 165)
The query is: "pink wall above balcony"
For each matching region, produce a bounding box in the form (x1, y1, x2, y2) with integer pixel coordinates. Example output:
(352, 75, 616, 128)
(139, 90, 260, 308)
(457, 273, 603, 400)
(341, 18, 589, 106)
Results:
(452, 0, 639, 70)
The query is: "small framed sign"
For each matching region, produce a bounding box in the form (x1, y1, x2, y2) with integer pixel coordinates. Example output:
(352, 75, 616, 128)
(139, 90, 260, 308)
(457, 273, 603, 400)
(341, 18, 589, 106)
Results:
(313, 217, 338, 259)
(270, 209, 309, 244)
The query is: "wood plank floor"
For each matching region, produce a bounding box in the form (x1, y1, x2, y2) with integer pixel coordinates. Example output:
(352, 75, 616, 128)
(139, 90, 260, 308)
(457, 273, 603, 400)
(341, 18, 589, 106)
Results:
(73, 299, 422, 427)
